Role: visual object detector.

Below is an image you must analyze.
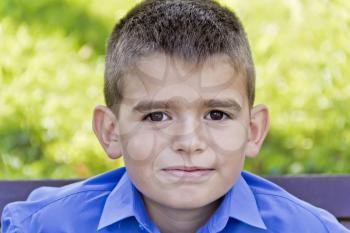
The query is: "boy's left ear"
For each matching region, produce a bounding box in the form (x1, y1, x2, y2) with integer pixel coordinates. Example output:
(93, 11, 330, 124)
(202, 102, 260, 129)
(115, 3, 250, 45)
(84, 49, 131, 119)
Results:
(244, 104, 269, 157)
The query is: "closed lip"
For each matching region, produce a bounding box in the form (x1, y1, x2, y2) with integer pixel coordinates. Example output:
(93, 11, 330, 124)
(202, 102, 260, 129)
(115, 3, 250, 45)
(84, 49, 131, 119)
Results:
(161, 166, 215, 172)
(161, 166, 215, 181)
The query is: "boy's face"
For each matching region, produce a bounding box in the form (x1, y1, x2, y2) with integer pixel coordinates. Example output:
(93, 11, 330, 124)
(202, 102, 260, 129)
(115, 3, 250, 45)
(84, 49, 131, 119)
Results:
(94, 53, 268, 210)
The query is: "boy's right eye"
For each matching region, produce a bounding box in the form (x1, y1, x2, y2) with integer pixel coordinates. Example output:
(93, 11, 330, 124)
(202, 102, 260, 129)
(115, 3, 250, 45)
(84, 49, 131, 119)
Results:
(143, 112, 171, 122)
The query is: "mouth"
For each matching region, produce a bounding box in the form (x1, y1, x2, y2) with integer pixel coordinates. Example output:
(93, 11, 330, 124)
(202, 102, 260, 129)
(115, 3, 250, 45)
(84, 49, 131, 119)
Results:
(161, 166, 215, 181)
(162, 166, 214, 172)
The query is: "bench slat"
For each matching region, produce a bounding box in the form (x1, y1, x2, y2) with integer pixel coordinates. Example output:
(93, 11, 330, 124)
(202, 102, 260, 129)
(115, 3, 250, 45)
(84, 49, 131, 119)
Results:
(267, 176, 350, 219)
(0, 176, 349, 230)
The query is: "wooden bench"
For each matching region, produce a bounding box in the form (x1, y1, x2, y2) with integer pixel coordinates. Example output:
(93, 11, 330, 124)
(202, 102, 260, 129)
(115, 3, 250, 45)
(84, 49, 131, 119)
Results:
(0, 176, 349, 229)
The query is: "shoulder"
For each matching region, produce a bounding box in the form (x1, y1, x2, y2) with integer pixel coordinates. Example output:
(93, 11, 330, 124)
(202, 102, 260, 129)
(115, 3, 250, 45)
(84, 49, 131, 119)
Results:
(1, 167, 126, 233)
(241, 171, 349, 233)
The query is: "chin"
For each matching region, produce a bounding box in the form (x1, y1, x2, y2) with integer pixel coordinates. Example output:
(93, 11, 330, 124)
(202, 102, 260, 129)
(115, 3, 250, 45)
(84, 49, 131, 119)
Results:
(162, 192, 216, 210)
(167, 201, 207, 210)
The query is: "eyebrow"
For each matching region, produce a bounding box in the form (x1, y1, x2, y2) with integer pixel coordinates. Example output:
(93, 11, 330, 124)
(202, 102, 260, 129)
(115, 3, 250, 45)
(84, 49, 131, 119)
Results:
(203, 98, 242, 112)
(132, 98, 242, 113)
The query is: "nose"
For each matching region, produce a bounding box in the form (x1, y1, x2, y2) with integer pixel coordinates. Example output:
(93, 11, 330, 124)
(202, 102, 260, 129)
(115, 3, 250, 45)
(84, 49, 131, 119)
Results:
(170, 119, 207, 155)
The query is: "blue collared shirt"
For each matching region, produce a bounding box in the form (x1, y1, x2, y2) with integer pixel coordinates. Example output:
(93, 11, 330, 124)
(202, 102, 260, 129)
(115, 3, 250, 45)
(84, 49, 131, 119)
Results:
(1, 167, 349, 233)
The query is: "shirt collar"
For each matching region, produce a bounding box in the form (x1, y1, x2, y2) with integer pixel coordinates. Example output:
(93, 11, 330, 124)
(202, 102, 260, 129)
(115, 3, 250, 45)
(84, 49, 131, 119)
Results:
(97, 169, 155, 231)
(98, 169, 267, 231)
(207, 173, 267, 232)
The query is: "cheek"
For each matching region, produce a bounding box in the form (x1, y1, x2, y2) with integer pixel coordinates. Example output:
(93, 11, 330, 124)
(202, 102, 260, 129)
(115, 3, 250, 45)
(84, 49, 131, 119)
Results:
(217, 151, 245, 188)
(207, 121, 247, 154)
(123, 130, 156, 161)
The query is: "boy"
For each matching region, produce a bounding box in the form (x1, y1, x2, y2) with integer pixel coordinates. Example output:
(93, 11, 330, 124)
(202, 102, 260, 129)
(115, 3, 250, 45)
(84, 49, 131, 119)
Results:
(2, 0, 349, 232)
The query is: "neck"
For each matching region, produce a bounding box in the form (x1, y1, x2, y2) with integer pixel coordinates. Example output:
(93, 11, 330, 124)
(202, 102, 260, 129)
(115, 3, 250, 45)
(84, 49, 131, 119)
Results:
(142, 195, 222, 233)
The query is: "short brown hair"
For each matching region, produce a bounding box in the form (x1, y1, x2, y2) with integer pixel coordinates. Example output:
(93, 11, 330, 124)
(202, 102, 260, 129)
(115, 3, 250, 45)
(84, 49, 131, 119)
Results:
(104, 0, 255, 115)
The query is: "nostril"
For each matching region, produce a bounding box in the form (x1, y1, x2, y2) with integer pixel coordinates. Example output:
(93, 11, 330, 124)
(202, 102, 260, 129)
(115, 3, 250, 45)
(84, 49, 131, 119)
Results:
(171, 137, 207, 155)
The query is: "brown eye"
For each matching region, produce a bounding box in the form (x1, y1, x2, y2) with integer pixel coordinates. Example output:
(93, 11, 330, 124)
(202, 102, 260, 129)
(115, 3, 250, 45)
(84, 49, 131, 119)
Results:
(145, 112, 170, 122)
(205, 110, 229, 120)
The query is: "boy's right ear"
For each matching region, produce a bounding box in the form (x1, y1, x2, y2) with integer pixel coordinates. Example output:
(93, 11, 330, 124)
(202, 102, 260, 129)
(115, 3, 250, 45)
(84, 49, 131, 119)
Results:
(92, 105, 122, 160)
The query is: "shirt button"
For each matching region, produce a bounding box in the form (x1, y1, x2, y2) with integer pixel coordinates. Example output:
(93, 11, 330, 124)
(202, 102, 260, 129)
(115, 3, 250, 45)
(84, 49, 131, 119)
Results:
(139, 224, 144, 230)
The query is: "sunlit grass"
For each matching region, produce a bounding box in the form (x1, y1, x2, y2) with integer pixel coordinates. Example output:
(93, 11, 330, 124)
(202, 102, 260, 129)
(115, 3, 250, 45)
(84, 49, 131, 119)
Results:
(0, 0, 349, 178)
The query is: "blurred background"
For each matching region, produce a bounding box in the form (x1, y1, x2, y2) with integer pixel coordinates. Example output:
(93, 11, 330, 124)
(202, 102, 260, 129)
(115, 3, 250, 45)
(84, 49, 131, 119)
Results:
(0, 0, 349, 179)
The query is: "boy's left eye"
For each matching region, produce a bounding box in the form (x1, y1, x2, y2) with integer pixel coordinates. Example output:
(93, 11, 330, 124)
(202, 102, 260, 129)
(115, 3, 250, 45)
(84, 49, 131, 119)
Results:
(204, 110, 230, 120)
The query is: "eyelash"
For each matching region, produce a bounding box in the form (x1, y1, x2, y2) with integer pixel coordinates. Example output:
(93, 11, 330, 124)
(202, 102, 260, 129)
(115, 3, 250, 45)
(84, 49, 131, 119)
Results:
(142, 110, 233, 122)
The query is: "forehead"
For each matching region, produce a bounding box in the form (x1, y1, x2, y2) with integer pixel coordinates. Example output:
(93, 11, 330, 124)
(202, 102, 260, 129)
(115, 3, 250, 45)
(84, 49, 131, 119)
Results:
(120, 53, 247, 107)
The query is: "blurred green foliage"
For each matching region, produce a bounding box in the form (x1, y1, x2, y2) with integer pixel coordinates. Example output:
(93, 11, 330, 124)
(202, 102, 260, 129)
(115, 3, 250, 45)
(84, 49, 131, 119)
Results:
(0, 0, 349, 178)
